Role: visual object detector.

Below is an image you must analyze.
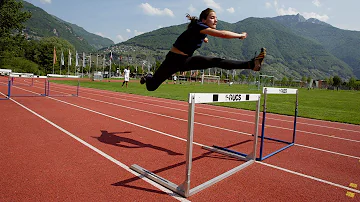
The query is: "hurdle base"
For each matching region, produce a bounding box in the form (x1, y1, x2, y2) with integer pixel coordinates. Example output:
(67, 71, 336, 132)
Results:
(130, 164, 186, 197)
(257, 143, 294, 161)
(202, 145, 247, 160)
(131, 159, 255, 198)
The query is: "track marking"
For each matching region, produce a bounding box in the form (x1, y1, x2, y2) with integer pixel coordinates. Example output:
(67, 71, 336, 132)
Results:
(349, 183, 358, 189)
(4, 89, 360, 197)
(46, 84, 360, 143)
(257, 161, 360, 194)
(75, 85, 360, 133)
(38, 82, 360, 135)
(46, 83, 360, 133)
(295, 144, 360, 159)
(10, 87, 360, 160)
(7, 96, 190, 202)
(78, 95, 253, 136)
(346, 192, 355, 198)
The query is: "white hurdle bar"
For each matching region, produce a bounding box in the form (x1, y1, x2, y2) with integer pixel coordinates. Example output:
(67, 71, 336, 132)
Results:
(131, 92, 261, 198)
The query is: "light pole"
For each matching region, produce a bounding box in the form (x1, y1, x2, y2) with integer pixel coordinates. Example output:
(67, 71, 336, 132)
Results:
(96, 54, 99, 72)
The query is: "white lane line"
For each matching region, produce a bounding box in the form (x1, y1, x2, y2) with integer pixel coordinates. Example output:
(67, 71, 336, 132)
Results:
(295, 144, 360, 159)
(11, 87, 360, 159)
(7, 96, 190, 202)
(257, 161, 360, 194)
(46, 84, 360, 143)
(76, 85, 360, 132)
(79, 95, 253, 137)
(46, 83, 360, 133)
(59, 86, 360, 143)
(61, 92, 360, 161)
(6, 89, 359, 196)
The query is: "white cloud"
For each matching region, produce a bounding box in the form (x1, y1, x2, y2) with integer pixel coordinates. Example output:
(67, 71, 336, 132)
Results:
(116, 35, 125, 42)
(134, 30, 144, 36)
(276, 7, 299, 15)
(226, 7, 235, 14)
(96, 32, 106, 37)
(40, 0, 51, 4)
(126, 29, 131, 33)
(271, 2, 329, 22)
(158, 25, 163, 29)
(203, 0, 222, 12)
(303, 12, 329, 21)
(312, 0, 321, 7)
(139, 3, 174, 17)
(265, 2, 272, 9)
(188, 4, 196, 14)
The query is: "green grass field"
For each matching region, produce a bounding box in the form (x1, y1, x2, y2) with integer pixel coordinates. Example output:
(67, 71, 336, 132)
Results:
(53, 79, 360, 125)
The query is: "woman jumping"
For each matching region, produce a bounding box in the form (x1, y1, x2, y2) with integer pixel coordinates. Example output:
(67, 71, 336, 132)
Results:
(140, 8, 266, 91)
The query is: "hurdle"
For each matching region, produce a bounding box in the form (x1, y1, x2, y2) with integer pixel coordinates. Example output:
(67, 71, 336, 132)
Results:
(45, 79, 79, 97)
(9, 73, 35, 86)
(211, 87, 298, 161)
(0, 80, 11, 100)
(7, 75, 47, 97)
(256, 87, 298, 161)
(131, 92, 261, 198)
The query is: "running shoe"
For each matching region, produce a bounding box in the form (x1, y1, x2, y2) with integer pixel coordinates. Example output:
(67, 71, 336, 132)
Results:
(252, 48, 266, 71)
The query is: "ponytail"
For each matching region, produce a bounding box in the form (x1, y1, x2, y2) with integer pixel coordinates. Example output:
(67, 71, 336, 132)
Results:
(186, 14, 198, 29)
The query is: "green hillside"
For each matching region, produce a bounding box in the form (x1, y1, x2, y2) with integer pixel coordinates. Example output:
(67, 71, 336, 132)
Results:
(54, 16, 114, 50)
(119, 17, 354, 80)
(271, 14, 360, 78)
(21, 0, 113, 52)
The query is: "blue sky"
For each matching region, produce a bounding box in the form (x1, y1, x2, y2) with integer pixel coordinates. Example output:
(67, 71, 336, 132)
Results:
(26, 0, 360, 43)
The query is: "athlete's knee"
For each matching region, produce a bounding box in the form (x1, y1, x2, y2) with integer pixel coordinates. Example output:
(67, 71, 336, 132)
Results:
(146, 84, 158, 91)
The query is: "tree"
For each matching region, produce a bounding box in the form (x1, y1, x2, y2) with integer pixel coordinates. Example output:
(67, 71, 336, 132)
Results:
(240, 74, 246, 84)
(347, 77, 356, 90)
(281, 76, 288, 86)
(247, 73, 254, 83)
(301, 76, 307, 87)
(0, 0, 31, 37)
(288, 77, 294, 87)
(0, 0, 31, 69)
(333, 75, 342, 91)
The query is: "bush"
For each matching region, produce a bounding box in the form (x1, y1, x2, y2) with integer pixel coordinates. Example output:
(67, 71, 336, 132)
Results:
(1, 57, 41, 75)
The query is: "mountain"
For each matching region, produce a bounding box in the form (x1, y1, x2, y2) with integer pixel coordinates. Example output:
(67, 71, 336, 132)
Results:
(21, 0, 114, 52)
(113, 17, 355, 80)
(270, 14, 360, 78)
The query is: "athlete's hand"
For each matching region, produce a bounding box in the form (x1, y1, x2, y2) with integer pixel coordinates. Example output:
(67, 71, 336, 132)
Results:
(239, 32, 247, 40)
(204, 37, 209, 43)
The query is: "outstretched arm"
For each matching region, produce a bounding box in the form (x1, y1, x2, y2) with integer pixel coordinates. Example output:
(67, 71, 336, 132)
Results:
(201, 28, 247, 40)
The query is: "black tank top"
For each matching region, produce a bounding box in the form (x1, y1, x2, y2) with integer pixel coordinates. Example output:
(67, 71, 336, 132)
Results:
(173, 21, 209, 56)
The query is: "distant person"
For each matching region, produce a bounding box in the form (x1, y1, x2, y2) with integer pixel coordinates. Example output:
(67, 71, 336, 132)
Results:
(122, 66, 130, 88)
(173, 75, 177, 84)
(140, 8, 266, 91)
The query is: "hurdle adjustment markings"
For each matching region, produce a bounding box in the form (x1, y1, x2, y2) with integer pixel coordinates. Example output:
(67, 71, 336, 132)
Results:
(347, 183, 358, 198)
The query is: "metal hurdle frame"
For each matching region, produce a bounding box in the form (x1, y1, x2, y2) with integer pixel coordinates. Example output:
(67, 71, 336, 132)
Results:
(9, 73, 34, 87)
(7, 75, 47, 97)
(0, 80, 11, 100)
(131, 93, 261, 198)
(209, 87, 298, 161)
(256, 87, 298, 161)
(45, 79, 79, 97)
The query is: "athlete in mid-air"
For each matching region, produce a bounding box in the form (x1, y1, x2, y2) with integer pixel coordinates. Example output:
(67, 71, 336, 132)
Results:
(140, 8, 266, 91)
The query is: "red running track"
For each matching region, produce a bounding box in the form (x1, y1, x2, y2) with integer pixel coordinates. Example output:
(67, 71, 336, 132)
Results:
(0, 82, 359, 201)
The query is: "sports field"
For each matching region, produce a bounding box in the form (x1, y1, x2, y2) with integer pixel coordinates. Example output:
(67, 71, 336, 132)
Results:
(0, 77, 359, 201)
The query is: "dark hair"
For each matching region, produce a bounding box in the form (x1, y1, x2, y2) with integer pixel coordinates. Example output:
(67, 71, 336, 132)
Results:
(186, 8, 215, 28)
